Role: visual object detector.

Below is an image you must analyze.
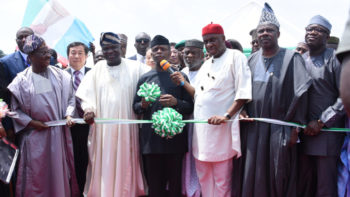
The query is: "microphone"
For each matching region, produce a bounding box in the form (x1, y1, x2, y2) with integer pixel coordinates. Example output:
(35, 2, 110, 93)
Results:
(160, 60, 184, 86)
(160, 60, 176, 74)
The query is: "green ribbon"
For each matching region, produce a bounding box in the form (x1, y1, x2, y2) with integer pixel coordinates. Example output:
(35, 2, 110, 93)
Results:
(137, 82, 161, 102)
(43, 116, 350, 133)
(151, 107, 186, 138)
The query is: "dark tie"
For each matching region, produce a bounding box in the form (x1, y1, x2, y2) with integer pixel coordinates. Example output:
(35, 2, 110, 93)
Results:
(73, 70, 84, 117)
(22, 55, 30, 67)
(25, 59, 30, 67)
(73, 70, 81, 91)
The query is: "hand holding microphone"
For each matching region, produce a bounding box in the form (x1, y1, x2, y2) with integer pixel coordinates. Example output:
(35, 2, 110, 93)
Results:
(160, 60, 185, 86)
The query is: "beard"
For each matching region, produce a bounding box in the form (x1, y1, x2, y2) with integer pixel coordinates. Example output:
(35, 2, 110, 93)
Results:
(185, 59, 203, 71)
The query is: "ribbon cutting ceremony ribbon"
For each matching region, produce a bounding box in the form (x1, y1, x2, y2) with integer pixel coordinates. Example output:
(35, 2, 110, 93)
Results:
(45, 117, 350, 132)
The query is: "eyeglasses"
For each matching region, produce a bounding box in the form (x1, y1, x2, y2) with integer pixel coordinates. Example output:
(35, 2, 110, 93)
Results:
(33, 48, 51, 57)
(136, 38, 150, 43)
(305, 26, 329, 34)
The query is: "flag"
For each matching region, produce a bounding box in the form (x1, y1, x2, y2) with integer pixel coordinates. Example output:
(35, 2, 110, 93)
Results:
(22, 0, 94, 65)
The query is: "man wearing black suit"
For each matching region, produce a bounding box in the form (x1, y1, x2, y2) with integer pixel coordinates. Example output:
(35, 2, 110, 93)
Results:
(65, 42, 91, 196)
(0, 26, 34, 197)
(0, 27, 33, 135)
(128, 32, 151, 63)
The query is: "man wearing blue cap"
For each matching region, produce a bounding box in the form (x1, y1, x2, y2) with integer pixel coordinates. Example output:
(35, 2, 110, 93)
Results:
(76, 32, 149, 197)
(298, 15, 346, 197)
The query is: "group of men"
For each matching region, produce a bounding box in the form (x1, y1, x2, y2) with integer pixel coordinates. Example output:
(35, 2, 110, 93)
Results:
(0, 2, 350, 197)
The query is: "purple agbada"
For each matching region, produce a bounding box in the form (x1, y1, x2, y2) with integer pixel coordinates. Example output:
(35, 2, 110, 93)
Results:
(8, 66, 79, 197)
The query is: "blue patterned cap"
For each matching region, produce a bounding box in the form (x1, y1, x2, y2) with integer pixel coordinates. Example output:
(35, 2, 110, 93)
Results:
(258, 3, 280, 28)
(22, 34, 45, 54)
(100, 32, 120, 47)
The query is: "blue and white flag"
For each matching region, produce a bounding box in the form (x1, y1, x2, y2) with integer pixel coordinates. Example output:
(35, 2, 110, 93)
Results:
(22, 0, 94, 64)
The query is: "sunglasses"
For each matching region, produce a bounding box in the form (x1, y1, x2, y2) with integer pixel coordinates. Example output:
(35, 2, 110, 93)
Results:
(136, 38, 150, 43)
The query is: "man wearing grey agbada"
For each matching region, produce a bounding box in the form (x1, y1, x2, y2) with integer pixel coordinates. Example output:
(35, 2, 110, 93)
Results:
(298, 15, 346, 197)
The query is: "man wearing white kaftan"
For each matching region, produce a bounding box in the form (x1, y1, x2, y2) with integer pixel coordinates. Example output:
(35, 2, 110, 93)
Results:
(193, 23, 252, 197)
(193, 49, 251, 161)
(76, 32, 149, 197)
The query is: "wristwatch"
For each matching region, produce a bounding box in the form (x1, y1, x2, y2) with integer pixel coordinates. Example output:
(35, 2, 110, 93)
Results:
(224, 112, 231, 120)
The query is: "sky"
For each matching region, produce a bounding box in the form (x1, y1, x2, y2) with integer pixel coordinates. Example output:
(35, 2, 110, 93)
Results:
(0, 0, 349, 57)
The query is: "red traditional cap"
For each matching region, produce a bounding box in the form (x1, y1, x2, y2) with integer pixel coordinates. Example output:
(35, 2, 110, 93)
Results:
(202, 22, 224, 36)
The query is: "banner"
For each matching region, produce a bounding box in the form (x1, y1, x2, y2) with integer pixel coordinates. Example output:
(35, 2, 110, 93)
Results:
(21, 0, 94, 65)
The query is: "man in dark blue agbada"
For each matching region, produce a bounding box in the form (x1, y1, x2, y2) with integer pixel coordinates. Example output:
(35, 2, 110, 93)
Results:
(298, 15, 346, 197)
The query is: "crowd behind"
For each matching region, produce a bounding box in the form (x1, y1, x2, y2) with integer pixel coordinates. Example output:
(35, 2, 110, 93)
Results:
(1, 2, 350, 197)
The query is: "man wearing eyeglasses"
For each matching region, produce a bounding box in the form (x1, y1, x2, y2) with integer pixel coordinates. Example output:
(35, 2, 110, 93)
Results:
(128, 32, 151, 64)
(297, 15, 346, 197)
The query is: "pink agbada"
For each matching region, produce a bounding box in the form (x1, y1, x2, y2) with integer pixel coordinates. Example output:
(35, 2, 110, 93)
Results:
(8, 66, 79, 197)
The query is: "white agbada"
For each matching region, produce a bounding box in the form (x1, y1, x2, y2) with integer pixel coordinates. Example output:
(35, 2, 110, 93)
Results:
(193, 49, 252, 162)
(76, 59, 150, 197)
(182, 66, 200, 87)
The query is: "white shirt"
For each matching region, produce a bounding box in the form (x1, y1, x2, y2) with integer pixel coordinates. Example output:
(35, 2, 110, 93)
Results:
(181, 67, 200, 88)
(136, 53, 146, 64)
(69, 66, 85, 83)
(193, 49, 252, 162)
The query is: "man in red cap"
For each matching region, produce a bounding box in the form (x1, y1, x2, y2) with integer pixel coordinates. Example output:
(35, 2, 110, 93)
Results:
(170, 22, 252, 197)
(196, 22, 252, 197)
